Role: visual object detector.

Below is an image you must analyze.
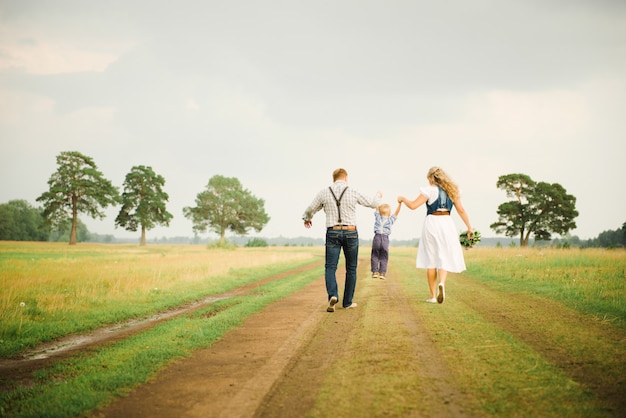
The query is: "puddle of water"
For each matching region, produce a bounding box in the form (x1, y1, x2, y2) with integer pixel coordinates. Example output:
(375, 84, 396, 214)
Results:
(3, 295, 228, 363)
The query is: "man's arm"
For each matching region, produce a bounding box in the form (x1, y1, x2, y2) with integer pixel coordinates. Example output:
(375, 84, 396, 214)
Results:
(302, 192, 324, 228)
(358, 191, 383, 209)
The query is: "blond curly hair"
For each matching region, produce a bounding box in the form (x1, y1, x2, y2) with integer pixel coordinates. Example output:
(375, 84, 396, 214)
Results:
(427, 166, 459, 202)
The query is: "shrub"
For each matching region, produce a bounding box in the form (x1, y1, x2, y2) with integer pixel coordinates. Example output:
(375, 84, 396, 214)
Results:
(245, 238, 268, 247)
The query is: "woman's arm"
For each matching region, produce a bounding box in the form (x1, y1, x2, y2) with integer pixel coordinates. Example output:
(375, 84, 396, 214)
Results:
(454, 197, 474, 237)
(397, 194, 428, 210)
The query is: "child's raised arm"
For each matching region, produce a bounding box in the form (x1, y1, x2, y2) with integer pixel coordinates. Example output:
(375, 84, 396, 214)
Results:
(394, 202, 401, 217)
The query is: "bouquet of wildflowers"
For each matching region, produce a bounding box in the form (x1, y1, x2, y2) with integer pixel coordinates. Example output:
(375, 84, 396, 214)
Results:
(459, 230, 481, 248)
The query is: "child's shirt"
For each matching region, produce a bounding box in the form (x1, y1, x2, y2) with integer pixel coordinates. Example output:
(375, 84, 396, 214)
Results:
(374, 211, 397, 235)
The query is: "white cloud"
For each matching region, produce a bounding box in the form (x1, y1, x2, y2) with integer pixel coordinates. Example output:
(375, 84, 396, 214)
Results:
(185, 98, 200, 111)
(0, 39, 119, 74)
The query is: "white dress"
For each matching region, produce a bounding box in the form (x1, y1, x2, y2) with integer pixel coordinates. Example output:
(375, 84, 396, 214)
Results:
(415, 185, 466, 273)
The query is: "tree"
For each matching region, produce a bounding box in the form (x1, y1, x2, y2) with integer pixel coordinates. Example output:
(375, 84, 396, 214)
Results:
(115, 165, 173, 246)
(36, 151, 120, 245)
(490, 173, 578, 247)
(0, 200, 50, 241)
(49, 218, 91, 243)
(183, 175, 270, 245)
(592, 222, 626, 248)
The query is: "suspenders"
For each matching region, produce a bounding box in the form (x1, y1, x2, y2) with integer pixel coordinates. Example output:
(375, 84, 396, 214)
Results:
(329, 186, 348, 224)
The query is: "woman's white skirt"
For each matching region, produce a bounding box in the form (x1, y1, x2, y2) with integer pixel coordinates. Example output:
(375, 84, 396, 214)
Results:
(416, 215, 466, 273)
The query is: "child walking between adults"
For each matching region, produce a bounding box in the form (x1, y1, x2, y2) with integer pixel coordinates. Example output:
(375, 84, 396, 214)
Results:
(397, 166, 474, 303)
(371, 202, 401, 280)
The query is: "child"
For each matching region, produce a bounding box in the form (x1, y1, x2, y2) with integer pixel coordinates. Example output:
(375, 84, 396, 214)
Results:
(371, 202, 401, 280)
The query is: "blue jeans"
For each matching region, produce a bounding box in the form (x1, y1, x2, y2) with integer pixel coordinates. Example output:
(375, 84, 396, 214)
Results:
(325, 228, 359, 308)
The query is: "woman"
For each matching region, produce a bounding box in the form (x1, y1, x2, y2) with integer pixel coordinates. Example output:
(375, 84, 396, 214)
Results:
(398, 167, 474, 303)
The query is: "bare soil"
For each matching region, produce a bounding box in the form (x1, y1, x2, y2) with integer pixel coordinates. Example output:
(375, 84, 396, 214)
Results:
(90, 260, 478, 418)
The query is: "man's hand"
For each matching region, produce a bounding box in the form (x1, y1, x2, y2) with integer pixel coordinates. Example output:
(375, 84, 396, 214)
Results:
(304, 220, 312, 229)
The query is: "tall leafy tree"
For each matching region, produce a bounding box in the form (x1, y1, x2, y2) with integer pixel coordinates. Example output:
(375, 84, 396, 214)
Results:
(0, 200, 50, 241)
(115, 165, 173, 246)
(183, 175, 270, 245)
(36, 151, 120, 245)
(490, 173, 578, 246)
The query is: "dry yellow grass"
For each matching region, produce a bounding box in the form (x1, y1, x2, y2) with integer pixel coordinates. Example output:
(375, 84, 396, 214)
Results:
(0, 242, 318, 320)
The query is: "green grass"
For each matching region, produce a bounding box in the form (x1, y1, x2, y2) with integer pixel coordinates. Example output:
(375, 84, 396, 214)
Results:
(0, 243, 318, 357)
(464, 247, 626, 328)
(307, 246, 624, 417)
(0, 265, 321, 417)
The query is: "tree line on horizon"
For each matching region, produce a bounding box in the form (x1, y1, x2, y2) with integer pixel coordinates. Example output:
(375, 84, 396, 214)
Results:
(1, 151, 624, 248)
(1, 151, 269, 246)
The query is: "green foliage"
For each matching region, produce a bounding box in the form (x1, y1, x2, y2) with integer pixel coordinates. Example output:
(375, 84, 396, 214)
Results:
(207, 240, 238, 249)
(245, 238, 269, 247)
(115, 165, 173, 246)
(585, 222, 626, 248)
(0, 200, 49, 241)
(49, 218, 91, 243)
(490, 173, 578, 247)
(459, 229, 481, 248)
(36, 151, 119, 245)
(183, 175, 270, 244)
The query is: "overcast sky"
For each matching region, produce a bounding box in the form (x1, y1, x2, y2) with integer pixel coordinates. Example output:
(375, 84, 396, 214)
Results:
(1, 0, 625, 243)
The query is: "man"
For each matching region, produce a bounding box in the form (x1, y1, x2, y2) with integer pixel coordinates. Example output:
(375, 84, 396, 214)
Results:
(303, 168, 382, 312)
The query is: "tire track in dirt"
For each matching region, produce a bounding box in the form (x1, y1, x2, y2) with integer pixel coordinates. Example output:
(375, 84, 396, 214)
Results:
(384, 279, 481, 417)
(252, 281, 357, 418)
(256, 260, 481, 417)
(455, 277, 626, 415)
(93, 267, 331, 418)
(0, 260, 323, 391)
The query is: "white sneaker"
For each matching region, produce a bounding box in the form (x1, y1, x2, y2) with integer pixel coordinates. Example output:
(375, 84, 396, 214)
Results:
(346, 302, 358, 309)
(327, 296, 338, 312)
(372, 272, 379, 279)
(437, 284, 445, 304)
(426, 298, 437, 303)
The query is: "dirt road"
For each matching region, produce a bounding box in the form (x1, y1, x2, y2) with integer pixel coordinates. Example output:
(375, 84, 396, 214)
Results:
(81, 254, 485, 418)
(3, 254, 624, 417)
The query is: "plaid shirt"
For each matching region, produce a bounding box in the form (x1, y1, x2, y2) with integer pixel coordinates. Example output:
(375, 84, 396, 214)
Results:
(303, 180, 381, 228)
(374, 211, 397, 235)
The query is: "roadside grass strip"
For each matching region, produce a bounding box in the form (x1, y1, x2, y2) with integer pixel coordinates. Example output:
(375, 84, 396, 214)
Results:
(392, 247, 620, 417)
(464, 247, 626, 329)
(0, 267, 321, 418)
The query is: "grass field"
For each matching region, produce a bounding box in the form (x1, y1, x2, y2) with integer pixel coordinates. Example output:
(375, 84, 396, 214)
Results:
(0, 242, 319, 358)
(0, 242, 624, 417)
